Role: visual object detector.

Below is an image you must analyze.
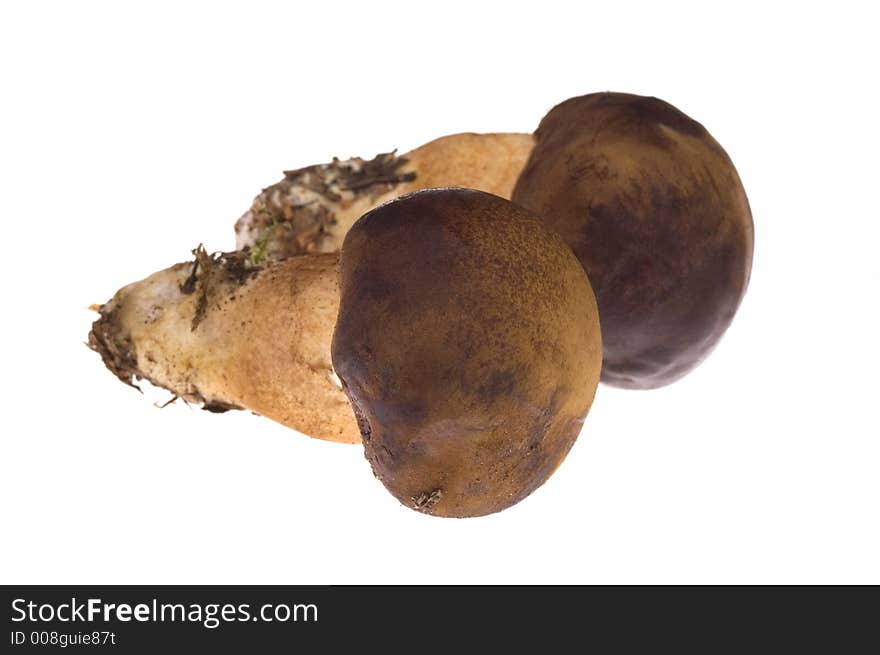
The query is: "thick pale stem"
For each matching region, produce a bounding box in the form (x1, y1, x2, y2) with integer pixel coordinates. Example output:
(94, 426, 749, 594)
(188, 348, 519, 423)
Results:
(89, 250, 358, 443)
(235, 132, 535, 260)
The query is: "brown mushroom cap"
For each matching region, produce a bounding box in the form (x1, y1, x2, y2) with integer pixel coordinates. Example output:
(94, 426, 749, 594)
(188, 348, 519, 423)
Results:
(332, 188, 602, 517)
(513, 92, 754, 388)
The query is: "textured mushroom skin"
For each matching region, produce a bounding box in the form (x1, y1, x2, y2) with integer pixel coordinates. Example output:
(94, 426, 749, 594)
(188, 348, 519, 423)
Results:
(332, 189, 602, 517)
(513, 93, 754, 388)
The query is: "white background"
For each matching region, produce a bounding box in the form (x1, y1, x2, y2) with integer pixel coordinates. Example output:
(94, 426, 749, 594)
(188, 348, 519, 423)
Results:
(1, 1, 877, 584)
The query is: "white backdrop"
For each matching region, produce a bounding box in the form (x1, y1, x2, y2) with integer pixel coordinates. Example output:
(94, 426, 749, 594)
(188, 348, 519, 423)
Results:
(1, 1, 877, 584)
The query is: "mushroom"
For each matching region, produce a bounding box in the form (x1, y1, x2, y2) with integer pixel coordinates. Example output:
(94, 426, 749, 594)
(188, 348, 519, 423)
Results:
(234, 95, 754, 389)
(331, 188, 602, 517)
(512, 92, 754, 388)
(89, 132, 534, 443)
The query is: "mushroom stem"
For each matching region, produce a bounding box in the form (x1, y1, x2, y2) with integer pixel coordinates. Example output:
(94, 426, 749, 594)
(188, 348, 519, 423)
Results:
(235, 132, 535, 260)
(89, 249, 358, 443)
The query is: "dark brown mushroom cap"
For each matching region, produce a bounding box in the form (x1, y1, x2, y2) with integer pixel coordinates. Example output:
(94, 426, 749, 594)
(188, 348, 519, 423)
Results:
(332, 188, 602, 517)
(513, 92, 754, 388)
